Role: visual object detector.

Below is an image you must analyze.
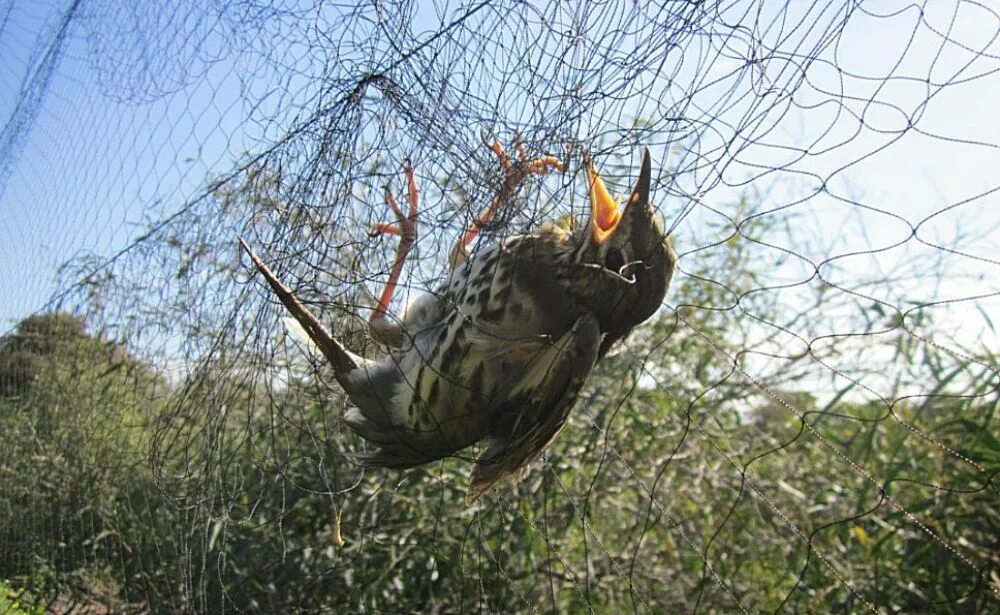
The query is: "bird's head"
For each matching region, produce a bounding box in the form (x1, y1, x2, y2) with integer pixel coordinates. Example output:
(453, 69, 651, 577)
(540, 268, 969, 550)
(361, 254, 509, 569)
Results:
(567, 147, 677, 354)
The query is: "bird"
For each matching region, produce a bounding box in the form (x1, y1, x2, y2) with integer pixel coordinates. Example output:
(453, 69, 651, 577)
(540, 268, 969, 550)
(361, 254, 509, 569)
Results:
(240, 137, 677, 502)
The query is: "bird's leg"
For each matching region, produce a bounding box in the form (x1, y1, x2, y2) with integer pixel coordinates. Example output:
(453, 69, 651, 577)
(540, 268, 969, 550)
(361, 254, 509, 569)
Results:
(368, 162, 419, 346)
(449, 135, 565, 267)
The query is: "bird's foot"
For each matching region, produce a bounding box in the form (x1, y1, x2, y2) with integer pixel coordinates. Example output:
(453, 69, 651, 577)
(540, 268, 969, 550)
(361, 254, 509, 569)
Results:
(368, 161, 419, 345)
(450, 135, 565, 267)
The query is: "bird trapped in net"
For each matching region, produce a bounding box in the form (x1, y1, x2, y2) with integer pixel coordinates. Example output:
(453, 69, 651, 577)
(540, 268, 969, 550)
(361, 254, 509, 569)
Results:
(240, 139, 677, 502)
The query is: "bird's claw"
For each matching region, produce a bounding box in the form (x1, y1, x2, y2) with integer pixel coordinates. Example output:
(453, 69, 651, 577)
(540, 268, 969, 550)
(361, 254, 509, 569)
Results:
(451, 135, 565, 263)
(370, 162, 420, 330)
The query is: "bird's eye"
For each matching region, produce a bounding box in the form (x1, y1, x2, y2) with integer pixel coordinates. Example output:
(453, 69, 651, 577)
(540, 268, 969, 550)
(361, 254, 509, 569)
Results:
(605, 247, 625, 273)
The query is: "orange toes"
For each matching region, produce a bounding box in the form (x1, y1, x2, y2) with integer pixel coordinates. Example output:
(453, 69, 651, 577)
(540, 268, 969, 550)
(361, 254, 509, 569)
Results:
(372, 223, 402, 236)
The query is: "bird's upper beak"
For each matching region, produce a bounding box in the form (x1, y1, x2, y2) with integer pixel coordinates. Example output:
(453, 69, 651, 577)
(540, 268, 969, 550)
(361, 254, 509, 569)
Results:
(587, 148, 652, 245)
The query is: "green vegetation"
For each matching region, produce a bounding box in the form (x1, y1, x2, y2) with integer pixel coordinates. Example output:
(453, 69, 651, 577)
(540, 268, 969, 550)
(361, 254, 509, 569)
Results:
(1, 578, 43, 615)
(1, 211, 997, 613)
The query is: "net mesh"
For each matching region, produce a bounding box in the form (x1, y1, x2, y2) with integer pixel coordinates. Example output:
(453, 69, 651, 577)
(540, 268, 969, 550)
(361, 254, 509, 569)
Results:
(1, 0, 998, 612)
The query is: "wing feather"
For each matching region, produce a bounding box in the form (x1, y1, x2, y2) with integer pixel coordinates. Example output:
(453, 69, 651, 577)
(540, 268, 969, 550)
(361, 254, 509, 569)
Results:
(467, 312, 602, 502)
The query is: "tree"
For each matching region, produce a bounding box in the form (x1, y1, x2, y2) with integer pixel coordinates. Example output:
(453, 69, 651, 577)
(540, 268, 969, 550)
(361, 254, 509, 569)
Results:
(0, 313, 92, 398)
(0, 312, 165, 610)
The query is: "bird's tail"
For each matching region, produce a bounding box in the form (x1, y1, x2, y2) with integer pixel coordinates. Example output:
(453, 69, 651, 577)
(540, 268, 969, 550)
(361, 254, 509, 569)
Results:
(238, 237, 363, 373)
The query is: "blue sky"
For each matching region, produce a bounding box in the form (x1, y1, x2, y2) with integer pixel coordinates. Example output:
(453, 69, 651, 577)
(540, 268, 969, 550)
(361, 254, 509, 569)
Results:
(1, 0, 998, 358)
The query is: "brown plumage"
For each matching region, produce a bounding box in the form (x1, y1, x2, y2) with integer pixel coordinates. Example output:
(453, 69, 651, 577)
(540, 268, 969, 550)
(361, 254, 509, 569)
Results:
(241, 142, 677, 502)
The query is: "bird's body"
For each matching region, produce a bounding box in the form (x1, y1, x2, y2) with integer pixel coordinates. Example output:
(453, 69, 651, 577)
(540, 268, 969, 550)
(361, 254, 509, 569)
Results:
(241, 143, 676, 501)
(341, 225, 609, 499)
(343, 229, 574, 466)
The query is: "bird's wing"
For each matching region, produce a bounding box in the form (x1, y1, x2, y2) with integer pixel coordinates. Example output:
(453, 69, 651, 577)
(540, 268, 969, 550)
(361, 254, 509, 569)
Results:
(466, 312, 602, 503)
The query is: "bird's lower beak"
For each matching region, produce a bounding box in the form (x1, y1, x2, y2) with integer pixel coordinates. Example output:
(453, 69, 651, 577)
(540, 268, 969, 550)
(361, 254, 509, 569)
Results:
(587, 161, 622, 246)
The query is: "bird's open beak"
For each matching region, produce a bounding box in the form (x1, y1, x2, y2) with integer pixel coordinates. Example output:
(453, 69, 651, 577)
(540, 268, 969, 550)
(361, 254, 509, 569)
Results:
(587, 148, 651, 245)
(587, 159, 622, 246)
